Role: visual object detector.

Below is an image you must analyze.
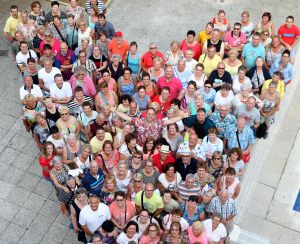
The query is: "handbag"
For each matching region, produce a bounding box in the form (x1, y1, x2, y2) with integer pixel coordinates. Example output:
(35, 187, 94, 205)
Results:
(235, 131, 251, 163)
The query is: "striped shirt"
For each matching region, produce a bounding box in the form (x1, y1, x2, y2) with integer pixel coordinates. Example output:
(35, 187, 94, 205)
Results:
(82, 169, 105, 196)
(68, 95, 93, 118)
(175, 181, 201, 201)
(85, 0, 106, 14)
(207, 196, 237, 220)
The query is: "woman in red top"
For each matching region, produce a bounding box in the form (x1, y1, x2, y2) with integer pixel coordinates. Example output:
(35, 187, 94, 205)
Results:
(136, 72, 158, 100)
(39, 141, 57, 178)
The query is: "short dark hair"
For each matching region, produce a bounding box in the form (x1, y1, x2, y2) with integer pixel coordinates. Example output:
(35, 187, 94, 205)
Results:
(225, 167, 236, 175)
(114, 191, 126, 199)
(123, 66, 132, 75)
(75, 86, 83, 93)
(120, 94, 132, 104)
(43, 44, 52, 51)
(54, 73, 63, 79)
(124, 221, 139, 233)
(51, 1, 59, 7)
(27, 58, 36, 64)
(125, 133, 135, 144)
(286, 15, 294, 21)
(142, 72, 150, 79)
(170, 98, 181, 107)
(130, 41, 138, 47)
(98, 13, 106, 19)
(282, 49, 290, 57)
(161, 86, 170, 92)
(10, 5, 18, 10)
(163, 163, 176, 173)
(82, 101, 91, 108)
(206, 22, 214, 28)
(49, 125, 59, 135)
(262, 12, 271, 21)
(187, 30, 196, 37)
(197, 107, 206, 114)
(20, 41, 28, 46)
(167, 123, 179, 132)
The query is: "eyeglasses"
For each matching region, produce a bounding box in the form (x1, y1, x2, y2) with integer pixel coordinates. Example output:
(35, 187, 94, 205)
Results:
(150, 47, 157, 49)
(234, 28, 240, 30)
(149, 229, 157, 232)
(134, 180, 142, 183)
(145, 189, 154, 192)
(45, 35, 51, 37)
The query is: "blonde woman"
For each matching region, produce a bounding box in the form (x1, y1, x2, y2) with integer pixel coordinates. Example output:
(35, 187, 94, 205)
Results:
(113, 160, 132, 193)
(223, 49, 242, 76)
(148, 57, 164, 82)
(165, 40, 184, 66)
(56, 106, 81, 137)
(100, 175, 118, 205)
(77, 19, 92, 47)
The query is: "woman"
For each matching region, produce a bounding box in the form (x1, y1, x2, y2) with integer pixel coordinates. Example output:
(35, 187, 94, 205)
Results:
(214, 83, 234, 111)
(96, 140, 119, 176)
(218, 167, 241, 200)
(70, 188, 88, 243)
(187, 221, 208, 244)
(260, 30, 272, 47)
(44, 97, 61, 123)
(39, 141, 57, 179)
(128, 151, 144, 174)
(100, 175, 118, 205)
(130, 209, 159, 234)
(162, 107, 184, 134)
(98, 69, 117, 93)
(195, 94, 212, 115)
(17, 11, 36, 46)
(113, 161, 132, 193)
(162, 124, 184, 152)
(29, 1, 46, 26)
(246, 56, 271, 94)
(116, 221, 141, 244)
(160, 222, 189, 244)
(260, 81, 281, 137)
(202, 128, 224, 160)
(158, 163, 182, 192)
(203, 214, 227, 244)
(189, 63, 207, 89)
(254, 12, 275, 36)
(97, 32, 109, 58)
(142, 137, 157, 160)
(62, 133, 83, 166)
(49, 16, 67, 43)
(127, 41, 142, 80)
(109, 191, 136, 231)
(77, 19, 92, 48)
(148, 57, 164, 83)
(199, 80, 216, 108)
(56, 107, 81, 137)
(87, 5, 99, 30)
(207, 151, 224, 180)
(75, 38, 92, 57)
(240, 11, 254, 40)
(73, 144, 92, 175)
(232, 66, 252, 95)
(113, 123, 132, 150)
(183, 81, 198, 110)
(23, 58, 40, 85)
(139, 160, 160, 186)
(117, 67, 136, 97)
(139, 223, 161, 244)
(33, 113, 56, 149)
(97, 220, 118, 243)
(95, 81, 118, 112)
(65, 0, 84, 21)
(165, 40, 184, 66)
(127, 173, 144, 201)
(266, 35, 286, 68)
(22, 94, 45, 133)
(108, 54, 124, 82)
(223, 49, 242, 76)
(181, 195, 205, 225)
(89, 45, 108, 80)
(119, 133, 143, 160)
(11, 31, 26, 58)
(223, 147, 245, 180)
(162, 208, 189, 232)
(136, 72, 158, 99)
(132, 86, 151, 112)
(211, 10, 231, 37)
(39, 29, 60, 56)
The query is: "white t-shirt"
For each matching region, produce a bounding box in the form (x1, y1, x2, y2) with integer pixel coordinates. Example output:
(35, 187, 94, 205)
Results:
(50, 82, 72, 99)
(38, 67, 61, 90)
(214, 90, 234, 108)
(158, 172, 182, 190)
(16, 50, 38, 65)
(203, 219, 227, 243)
(116, 232, 142, 244)
(119, 143, 142, 158)
(186, 59, 198, 73)
(232, 75, 252, 94)
(19, 84, 43, 100)
(189, 73, 207, 89)
(79, 203, 111, 233)
(46, 135, 65, 150)
(163, 214, 189, 231)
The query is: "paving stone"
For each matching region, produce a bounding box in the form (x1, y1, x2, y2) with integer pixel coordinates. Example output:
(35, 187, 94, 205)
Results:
(6, 186, 31, 207)
(23, 192, 47, 213)
(17, 172, 40, 191)
(26, 158, 43, 177)
(259, 220, 284, 243)
(0, 100, 21, 118)
(33, 178, 55, 198)
(0, 218, 9, 234)
(239, 212, 265, 235)
(7, 133, 29, 151)
(0, 200, 19, 221)
(0, 113, 17, 130)
(2, 166, 25, 184)
(0, 147, 19, 165)
(0, 180, 14, 200)
(11, 208, 37, 228)
(22, 140, 41, 157)
(0, 128, 7, 141)
(63, 230, 79, 244)
(55, 212, 70, 226)
(1, 223, 26, 243)
(18, 230, 44, 244)
(29, 214, 54, 236)
(0, 131, 15, 147)
(43, 221, 69, 243)
(0, 161, 9, 178)
(48, 188, 59, 202)
(39, 199, 61, 221)
(278, 227, 300, 244)
(12, 152, 35, 171)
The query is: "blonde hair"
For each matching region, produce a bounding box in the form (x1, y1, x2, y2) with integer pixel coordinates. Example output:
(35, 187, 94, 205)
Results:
(104, 175, 117, 186)
(58, 106, 69, 114)
(228, 48, 239, 57)
(192, 221, 205, 232)
(23, 94, 35, 103)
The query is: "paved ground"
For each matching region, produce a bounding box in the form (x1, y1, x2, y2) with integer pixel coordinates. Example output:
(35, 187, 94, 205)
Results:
(0, 0, 300, 243)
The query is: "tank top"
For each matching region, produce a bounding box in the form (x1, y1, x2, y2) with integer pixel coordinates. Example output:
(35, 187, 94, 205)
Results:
(212, 17, 228, 36)
(97, 90, 116, 107)
(207, 39, 222, 53)
(46, 107, 61, 123)
(127, 52, 140, 75)
(256, 22, 273, 35)
(221, 176, 239, 198)
(119, 77, 135, 96)
(66, 142, 83, 160)
(262, 92, 278, 113)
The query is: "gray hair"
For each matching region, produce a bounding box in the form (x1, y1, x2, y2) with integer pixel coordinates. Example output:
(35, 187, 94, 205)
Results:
(241, 83, 252, 91)
(66, 133, 77, 141)
(185, 174, 195, 181)
(269, 81, 277, 88)
(52, 156, 62, 165)
(74, 66, 87, 75)
(111, 54, 121, 60)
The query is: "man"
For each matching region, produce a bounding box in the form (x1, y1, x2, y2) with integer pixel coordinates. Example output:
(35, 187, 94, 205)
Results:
(126, 101, 141, 119)
(82, 160, 105, 195)
(79, 195, 111, 239)
(134, 183, 164, 217)
(209, 62, 232, 91)
(177, 133, 206, 161)
(108, 31, 129, 61)
(3, 5, 21, 44)
(162, 190, 180, 213)
(197, 22, 214, 46)
(142, 42, 164, 72)
(175, 148, 198, 181)
(19, 76, 43, 104)
(90, 127, 113, 154)
(86, 0, 106, 15)
(208, 190, 237, 234)
(172, 58, 192, 89)
(224, 22, 247, 55)
(68, 86, 93, 118)
(50, 74, 72, 104)
(202, 29, 225, 58)
(16, 41, 38, 73)
(241, 32, 265, 69)
(269, 50, 293, 84)
(94, 13, 115, 40)
(173, 174, 201, 203)
(38, 59, 61, 94)
(198, 45, 222, 76)
(209, 105, 237, 139)
(278, 15, 299, 51)
(54, 42, 76, 81)
(151, 145, 175, 173)
(152, 86, 172, 116)
(86, 112, 110, 140)
(45, 1, 67, 24)
(72, 50, 97, 78)
(65, 14, 78, 50)
(157, 66, 184, 100)
(184, 49, 198, 73)
(183, 108, 216, 139)
(180, 30, 202, 60)
(224, 116, 255, 154)
(235, 96, 260, 130)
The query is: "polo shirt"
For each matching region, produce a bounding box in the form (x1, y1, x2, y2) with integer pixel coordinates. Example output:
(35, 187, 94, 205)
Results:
(157, 76, 183, 99)
(197, 30, 211, 45)
(90, 132, 113, 154)
(82, 168, 105, 196)
(198, 53, 222, 76)
(19, 84, 43, 100)
(50, 82, 72, 99)
(38, 67, 61, 90)
(142, 51, 164, 70)
(241, 43, 265, 69)
(175, 181, 201, 201)
(175, 157, 198, 181)
(278, 24, 300, 46)
(108, 39, 129, 61)
(3, 14, 21, 36)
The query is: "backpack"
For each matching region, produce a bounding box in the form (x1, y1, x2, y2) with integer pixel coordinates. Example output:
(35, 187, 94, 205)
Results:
(256, 123, 267, 138)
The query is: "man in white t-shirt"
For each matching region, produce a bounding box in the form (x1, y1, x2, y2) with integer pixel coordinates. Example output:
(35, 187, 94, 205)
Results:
(16, 41, 38, 72)
(79, 195, 111, 239)
(50, 74, 72, 104)
(19, 75, 43, 104)
(38, 59, 61, 94)
(203, 214, 227, 243)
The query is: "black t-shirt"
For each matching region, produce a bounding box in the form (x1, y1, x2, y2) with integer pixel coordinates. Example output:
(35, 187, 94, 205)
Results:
(46, 107, 61, 123)
(89, 54, 107, 69)
(209, 70, 232, 91)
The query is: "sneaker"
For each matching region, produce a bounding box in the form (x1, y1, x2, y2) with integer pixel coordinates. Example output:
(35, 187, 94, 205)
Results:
(263, 132, 269, 139)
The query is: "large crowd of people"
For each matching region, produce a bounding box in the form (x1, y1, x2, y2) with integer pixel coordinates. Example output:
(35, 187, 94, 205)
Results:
(3, 0, 299, 243)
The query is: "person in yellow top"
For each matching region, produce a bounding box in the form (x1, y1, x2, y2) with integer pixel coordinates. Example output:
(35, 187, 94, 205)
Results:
(90, 127, 113, 155)
(198, 45, 222, 76)
(3, 5, 21, 43)
(197, 22, 214, 45)
(262, 71, 285, 99)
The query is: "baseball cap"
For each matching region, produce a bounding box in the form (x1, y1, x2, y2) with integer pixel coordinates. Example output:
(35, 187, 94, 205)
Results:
(115, 31, 123, 37)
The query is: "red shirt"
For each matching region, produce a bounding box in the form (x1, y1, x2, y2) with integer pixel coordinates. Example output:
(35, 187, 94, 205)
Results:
(152, 95, 173, 115)
(142, 51, 164, 70)
(40, 38, 61, 56)
(278, 24, 300, 46)
(157, 76, 183, 99)
(152, 153, 175, 173)
(108, 39, 130, 61)
(39, 155, 55, 178)
(180, 39, 202, 60)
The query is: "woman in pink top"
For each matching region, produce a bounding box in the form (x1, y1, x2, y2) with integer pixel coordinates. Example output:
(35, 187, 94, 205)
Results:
(187, 221, 208, 244)
(39, 29, 60, 56)
(69, 66, 96, 99)
(139, 223, 161, 244)
(218, 167, 241, 200)
(95, 81, 118, 112)
(98, 69, 117, 93)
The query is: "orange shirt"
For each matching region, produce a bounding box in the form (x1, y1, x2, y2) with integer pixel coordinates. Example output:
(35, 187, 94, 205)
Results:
(109, 200, 136, 227)
(108, 39, 129, 61)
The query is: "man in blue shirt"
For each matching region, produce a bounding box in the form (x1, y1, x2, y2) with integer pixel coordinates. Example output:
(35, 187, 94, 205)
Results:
(82, 160, 105, 196)
(269, 50, 293, 84)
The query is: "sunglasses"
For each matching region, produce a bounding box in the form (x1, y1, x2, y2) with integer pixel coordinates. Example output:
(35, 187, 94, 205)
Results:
(60, 113, 68, 116)
(45, 35, 51, 37)
(217, 67, 225, 69)
(134, 180, 142, 183)
(234, 28, 240, 30)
